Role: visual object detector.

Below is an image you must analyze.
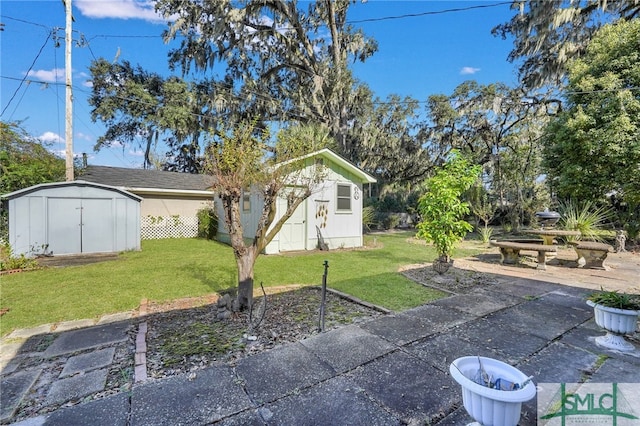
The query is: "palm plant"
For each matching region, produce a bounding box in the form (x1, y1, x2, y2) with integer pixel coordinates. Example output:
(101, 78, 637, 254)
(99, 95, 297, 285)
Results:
(479, 227, 494, 244)
(558, 200, 613, 242)
(362, 205, 376, 232)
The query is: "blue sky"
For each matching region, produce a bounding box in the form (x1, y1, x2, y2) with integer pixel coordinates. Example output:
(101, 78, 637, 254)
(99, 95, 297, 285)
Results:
(1, 0, 518, 168)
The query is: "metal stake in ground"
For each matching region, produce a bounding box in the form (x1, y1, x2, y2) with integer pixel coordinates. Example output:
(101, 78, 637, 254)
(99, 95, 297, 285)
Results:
(318, 260, 329, 332)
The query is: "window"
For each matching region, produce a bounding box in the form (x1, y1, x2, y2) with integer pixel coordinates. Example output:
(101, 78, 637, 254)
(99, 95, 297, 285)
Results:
(336, 183, 351, 212)
(242, 189, 251, 212)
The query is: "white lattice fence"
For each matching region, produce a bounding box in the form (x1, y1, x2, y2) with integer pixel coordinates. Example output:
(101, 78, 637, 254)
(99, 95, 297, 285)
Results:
(141, 215, 199, 240)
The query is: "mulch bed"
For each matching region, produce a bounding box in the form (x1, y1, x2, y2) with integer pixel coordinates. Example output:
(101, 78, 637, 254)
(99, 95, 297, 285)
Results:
(144, 286, 385, 379)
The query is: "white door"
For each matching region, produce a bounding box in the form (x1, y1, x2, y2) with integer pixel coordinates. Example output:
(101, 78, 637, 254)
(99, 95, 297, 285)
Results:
(47, 198, 82, 255)
(81, 198, 114, 253)
(47, 198, 114, 255)
(278, 196, 306, 252)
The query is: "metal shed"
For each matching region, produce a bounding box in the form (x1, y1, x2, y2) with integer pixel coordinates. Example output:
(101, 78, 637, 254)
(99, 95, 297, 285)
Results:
(2, 180, 141, 257)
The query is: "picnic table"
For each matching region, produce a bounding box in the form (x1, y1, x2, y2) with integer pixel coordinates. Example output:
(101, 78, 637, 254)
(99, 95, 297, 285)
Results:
(522, 229, 581, 245)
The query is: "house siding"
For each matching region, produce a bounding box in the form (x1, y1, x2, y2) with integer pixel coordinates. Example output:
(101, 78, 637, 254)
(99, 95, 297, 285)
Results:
(139, 195, 212, 217)
(217, 149, 373, 254)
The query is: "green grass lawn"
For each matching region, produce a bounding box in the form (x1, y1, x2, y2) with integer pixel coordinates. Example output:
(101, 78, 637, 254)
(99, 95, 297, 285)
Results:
(0, 231, 485, 336)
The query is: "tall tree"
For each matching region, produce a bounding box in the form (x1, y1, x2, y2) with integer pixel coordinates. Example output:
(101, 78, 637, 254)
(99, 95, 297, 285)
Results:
(349, 93, 434, 186)
(493, 0, 640, 89)
(0, 122, 65, 193)
(155, 0, 377, 157)
(422, 81, 552, 225)
(543, 19, 640, 207)
(207, 121, 330, 310)
(89, 59, 217, 172)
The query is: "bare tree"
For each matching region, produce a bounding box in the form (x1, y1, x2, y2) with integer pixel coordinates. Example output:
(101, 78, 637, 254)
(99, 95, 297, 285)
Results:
(206, 121, 329, 310)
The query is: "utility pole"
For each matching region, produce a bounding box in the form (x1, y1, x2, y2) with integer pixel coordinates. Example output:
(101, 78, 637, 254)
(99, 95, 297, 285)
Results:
(65, 0, 74, 181)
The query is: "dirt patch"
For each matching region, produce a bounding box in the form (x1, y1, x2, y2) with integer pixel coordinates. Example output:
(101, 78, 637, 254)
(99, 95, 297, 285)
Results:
(35, 253, 120, 268)
(144, 287, 384, 379)
(399, 262, 498, 295)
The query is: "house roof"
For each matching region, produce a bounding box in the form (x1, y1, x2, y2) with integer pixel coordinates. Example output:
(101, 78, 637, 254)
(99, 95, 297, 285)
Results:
(78, 166, 214, 196)
(76, 150, 372, 198)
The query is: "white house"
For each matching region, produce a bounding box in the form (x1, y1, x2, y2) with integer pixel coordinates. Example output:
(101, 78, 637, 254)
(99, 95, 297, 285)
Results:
(216, 148, 377, 254)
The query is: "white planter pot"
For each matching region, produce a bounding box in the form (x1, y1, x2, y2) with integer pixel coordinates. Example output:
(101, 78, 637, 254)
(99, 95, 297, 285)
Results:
(587, 300, 639, 351)
(450, 356, 536, 426)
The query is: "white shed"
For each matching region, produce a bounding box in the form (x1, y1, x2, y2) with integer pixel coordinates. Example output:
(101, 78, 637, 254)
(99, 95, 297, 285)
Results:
(2, 181, 141, 257)
(216, 148, 377, 254)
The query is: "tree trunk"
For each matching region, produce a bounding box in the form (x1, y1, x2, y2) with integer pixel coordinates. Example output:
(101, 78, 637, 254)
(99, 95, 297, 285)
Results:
(236, 249, 257, 311)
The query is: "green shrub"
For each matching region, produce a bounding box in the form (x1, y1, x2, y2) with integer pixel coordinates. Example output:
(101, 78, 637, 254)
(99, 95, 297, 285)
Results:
(0, 241, 38, 271)
(416, 151, 481, 262)
(479, 227, 494, 244)
(588, 288, 640, 310)
(197, 204, 218, 240)
(362, 205, 376, 232)
(0, 208, 8, 243)
(386, 214, 401, 230)
(558, 200, 612, 242)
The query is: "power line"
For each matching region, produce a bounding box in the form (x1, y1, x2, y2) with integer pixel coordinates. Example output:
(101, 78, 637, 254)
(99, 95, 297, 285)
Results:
(3, 1, 514, 42)
(1, 15, 50, 29)
(1, 32, 52, 117)
(4, 74, 640, 116)
(348, 1, 512, 24)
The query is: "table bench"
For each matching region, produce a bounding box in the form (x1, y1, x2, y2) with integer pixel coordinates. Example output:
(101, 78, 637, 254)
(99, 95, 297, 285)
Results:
(568, 241, 613, 270)
(522, 229, 582, 245)
(490, 240, 558, 270)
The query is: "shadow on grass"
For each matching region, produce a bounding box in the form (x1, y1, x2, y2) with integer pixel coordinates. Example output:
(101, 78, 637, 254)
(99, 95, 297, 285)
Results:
(179, 262, 237, 294)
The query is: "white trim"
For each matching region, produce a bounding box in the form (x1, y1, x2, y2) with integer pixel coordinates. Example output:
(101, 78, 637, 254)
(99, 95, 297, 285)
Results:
(1, 180, 143, 201)
(277, 148, 377, 184)
(336, 182, 352, 212)
(120, 187, 214, 197)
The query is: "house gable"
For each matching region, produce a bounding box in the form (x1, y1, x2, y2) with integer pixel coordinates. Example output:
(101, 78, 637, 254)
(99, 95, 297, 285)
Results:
(279, 148, 376, 185)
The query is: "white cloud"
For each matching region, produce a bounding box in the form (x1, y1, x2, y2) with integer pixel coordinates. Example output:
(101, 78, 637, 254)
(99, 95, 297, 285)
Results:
(77, 72, 94, 88)
(76, 132, 93, 142)
(460, 66, 481, 75)
(27, 68, 65, 83)
(75, 0, 166, 23)
(128, 149, 145, 157)
(39, 131, 64, 144)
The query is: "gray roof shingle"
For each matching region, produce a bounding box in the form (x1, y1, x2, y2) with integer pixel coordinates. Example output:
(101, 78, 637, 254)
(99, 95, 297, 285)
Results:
(78, 166, 214, 192)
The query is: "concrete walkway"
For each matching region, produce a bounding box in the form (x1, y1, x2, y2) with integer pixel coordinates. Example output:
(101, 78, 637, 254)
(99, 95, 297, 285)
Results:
(1, 252, 639, 425)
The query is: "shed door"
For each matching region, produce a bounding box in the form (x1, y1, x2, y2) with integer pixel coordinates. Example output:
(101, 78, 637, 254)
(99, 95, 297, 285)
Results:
(48, 198, 82, 255)
(82, 199, 114, 253)
(47, 198, 114, 255)
(278, 196, 306, 252)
